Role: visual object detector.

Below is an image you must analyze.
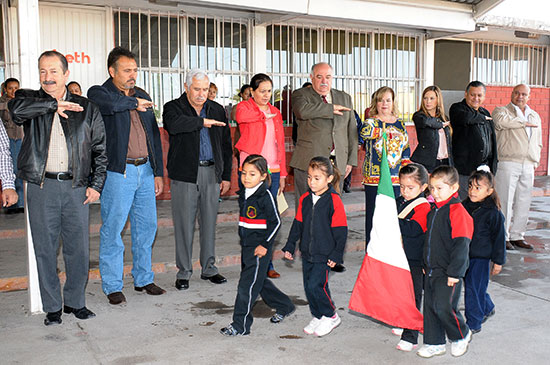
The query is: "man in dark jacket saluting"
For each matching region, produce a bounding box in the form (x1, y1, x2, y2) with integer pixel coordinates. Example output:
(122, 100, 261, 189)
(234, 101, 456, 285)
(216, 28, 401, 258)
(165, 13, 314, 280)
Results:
(163, 69, 232, 290)
(449, 81, 497, 199)
(88, 47, 166, 306)
(10, 50, 107, 325)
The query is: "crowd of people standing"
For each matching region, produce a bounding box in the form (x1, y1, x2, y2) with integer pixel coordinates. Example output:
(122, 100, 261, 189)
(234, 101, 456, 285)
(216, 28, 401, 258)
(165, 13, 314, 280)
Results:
(0, 45, 543, 359)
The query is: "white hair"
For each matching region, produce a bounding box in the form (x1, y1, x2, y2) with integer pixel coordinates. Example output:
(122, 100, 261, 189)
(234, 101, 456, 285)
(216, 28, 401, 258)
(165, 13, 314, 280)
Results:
(310, 62, 334, 75)
(185, 69, 209, 86)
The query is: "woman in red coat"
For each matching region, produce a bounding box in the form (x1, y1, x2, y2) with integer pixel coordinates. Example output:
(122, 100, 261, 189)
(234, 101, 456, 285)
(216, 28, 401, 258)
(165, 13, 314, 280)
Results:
(235, 73, 287, 278)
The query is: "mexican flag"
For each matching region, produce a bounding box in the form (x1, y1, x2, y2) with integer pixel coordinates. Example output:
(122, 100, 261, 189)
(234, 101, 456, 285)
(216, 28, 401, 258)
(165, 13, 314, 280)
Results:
(348, 133, 423, 331)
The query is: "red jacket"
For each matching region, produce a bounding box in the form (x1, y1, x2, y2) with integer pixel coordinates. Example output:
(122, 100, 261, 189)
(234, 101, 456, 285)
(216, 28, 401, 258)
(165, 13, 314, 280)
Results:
(235, 98, 287, 177)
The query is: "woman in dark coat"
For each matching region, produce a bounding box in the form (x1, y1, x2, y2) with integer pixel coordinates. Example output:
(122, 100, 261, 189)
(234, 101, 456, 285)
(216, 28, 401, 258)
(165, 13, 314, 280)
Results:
(411, 85, 452, 173)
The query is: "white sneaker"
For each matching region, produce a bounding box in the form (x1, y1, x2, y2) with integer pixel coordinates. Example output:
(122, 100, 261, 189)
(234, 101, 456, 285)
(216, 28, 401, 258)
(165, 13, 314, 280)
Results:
(396, 340, 418, 352)
(451, 330, 472, 357)
(303, 317, 321, 335)
(313, 313, 341, 337)
(391, 328, 404, 336)
(417, 344, 446, 358)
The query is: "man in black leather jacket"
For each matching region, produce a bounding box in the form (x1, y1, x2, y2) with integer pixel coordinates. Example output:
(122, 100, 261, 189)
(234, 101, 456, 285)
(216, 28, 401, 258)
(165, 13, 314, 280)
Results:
(9, 50, 107, 326)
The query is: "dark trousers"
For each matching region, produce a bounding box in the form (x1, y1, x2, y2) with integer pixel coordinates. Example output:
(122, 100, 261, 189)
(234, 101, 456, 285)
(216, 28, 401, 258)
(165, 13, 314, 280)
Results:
(27, 179, 90, 312)
(423, 275, 469, 345)
(303, 259, 336, 319)
(464, 258, 495, 331)
(231, 245, 294, 334)
(401, 266, 424, 344)
(364, 185, 401, 248)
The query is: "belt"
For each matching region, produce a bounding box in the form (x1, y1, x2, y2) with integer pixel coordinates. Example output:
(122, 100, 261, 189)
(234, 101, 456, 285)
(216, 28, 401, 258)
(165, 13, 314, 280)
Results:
(45, 172, 73, 181)
(126, 157, 148, 166)
(199, 160, 215, 167)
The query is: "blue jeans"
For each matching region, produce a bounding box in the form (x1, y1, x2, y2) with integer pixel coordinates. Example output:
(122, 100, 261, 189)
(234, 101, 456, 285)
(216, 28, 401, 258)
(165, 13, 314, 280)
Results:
(99, 161, 157, 295)
(7, 138, 23, 209)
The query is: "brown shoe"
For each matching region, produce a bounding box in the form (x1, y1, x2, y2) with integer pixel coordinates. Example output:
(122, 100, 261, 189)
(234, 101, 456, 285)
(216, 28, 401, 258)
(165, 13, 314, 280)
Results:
(506, 241, 516, 250)
(107, 291, 126, 305)
(267, 269, 281, 278)
(510, 240, 533, 250)
(135, 283, 166, 295)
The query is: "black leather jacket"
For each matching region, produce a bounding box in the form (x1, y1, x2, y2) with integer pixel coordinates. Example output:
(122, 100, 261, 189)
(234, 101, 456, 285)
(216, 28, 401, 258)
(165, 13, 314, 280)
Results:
(9, 88, 108, 192)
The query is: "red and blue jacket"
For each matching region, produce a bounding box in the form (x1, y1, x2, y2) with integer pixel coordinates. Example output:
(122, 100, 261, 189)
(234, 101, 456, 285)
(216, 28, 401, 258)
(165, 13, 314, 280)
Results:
(283, 186, 348, 264)
(424, 193, 473, 278)
(396, 194, 431, 268)
(238, 182, 280, 248)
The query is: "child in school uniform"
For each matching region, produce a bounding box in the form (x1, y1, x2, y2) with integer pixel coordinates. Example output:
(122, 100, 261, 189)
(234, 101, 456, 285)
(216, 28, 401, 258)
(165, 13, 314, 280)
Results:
(282, 156, 348, 337)
(220, 154, 295, 336)
(417, 165, 474, 358)
(462, 167, 506, 334)
(395, 163, 431, 352)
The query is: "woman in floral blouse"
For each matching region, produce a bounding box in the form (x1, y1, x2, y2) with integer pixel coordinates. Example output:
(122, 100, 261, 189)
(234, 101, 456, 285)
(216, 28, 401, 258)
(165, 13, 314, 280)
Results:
(360, 86, 410, 246)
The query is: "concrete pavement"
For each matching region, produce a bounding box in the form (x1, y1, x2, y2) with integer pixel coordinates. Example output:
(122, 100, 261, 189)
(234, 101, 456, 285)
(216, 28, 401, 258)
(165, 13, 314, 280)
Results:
(1, 179, 550, 363)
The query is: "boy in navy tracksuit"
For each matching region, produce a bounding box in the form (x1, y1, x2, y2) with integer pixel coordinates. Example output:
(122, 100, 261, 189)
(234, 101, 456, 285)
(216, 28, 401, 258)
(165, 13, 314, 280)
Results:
(418, 166, 474, 358)
(221, 155, 295, 336)
(462, 169, 506, 333)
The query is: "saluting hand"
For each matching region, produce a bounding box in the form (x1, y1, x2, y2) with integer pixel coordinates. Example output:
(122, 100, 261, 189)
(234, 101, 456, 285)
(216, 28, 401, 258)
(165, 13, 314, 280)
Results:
(204, 118, 226, 128)
(136, 98, 153, 112)
(57, 100, 83, 118)
(333, 104, 351, 116)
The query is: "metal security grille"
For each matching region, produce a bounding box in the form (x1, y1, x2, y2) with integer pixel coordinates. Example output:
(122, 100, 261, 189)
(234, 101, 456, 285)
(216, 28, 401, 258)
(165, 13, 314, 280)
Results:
(113, 9, 252, 123)
(267, 24, 424, 122)
(473, 40, 548, 87)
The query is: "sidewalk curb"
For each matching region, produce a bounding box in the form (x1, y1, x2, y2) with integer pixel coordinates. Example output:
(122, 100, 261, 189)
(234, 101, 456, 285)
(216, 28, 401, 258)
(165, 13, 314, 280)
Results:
(0, 239, 366, 293)
(0, 203, 366, 240)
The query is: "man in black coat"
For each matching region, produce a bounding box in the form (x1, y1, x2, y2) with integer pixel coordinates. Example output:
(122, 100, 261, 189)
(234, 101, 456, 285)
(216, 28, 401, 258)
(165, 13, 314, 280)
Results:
(10, 50, 107, 325)
(449, 81, 497, 199)
(163, 69, 233, 290)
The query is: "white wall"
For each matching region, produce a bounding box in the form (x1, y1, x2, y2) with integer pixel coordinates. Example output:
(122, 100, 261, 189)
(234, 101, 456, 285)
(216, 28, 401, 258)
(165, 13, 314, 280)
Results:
(39, 3, 109, 93)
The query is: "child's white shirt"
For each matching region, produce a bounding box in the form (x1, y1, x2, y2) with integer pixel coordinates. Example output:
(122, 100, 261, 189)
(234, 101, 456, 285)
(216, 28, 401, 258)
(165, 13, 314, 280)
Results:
(312, 193, 321, 205)
(245, 182, 263, 200)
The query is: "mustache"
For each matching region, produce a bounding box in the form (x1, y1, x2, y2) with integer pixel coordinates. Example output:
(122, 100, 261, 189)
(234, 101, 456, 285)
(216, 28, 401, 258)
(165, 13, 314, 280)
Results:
(127, 78, 136, 84)
(320, 83, 329, 87)
(42, 81, 56, 85)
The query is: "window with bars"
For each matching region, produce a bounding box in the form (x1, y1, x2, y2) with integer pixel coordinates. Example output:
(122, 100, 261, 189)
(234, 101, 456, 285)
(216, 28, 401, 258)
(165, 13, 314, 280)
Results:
(0, 4, 5, 83)
(113, 9, 251, 123)
(266, 24, 423, 122)
(473, 41, 548, 87)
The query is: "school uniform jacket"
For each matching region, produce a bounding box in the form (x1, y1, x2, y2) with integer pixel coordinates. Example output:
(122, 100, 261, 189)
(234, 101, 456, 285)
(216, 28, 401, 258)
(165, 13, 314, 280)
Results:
(282, 186, 347, 264)
(462, 197, 506, 265)
(424, 193, 473, 278)
(238, 182, 280, 248)
(396, 195, 431, 267)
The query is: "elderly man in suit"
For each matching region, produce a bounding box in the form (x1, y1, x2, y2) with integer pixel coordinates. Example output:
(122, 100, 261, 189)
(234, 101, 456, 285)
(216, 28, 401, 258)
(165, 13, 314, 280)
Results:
(290, 62, 358, 272)
(493, 84, 542, 250)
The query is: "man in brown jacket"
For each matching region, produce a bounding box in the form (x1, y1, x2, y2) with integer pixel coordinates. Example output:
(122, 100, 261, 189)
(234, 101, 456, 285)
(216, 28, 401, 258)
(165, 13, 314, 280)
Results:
(493, 84, 542, 250)
(291, 62, 358, 202)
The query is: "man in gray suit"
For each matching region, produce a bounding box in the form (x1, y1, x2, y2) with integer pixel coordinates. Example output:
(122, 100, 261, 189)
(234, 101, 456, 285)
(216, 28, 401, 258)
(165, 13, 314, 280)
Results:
(291, 62, 358, 201)
(291, 62, 358, 272)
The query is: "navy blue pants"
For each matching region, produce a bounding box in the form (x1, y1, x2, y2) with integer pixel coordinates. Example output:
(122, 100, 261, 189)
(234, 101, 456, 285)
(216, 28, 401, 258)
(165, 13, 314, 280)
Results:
(464, 258, 495, 331)
(423, 275, 469, 345)
(231, 244, 294, 334)
(401, 266, 424, 344)
(303, 259, 335, 319)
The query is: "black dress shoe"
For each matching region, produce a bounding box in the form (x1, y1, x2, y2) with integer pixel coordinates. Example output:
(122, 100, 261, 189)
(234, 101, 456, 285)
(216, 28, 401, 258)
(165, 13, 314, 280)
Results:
(506, 241, 516, 250)
(510, 240, 533, 250)
(482, 308, 496, 323)
(135, 283, 166, 295)
(201, 273, 227, 284)
(107, 291, 126, 305)
(175, 279, 189, 290)
(44, 310, 62, 326)
(331, 263, 346, 273)
(63, 306, 96, 320)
